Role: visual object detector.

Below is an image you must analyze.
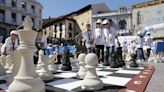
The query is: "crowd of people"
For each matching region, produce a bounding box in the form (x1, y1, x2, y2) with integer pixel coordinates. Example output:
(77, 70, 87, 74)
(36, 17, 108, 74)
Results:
(0, 19, 154, 64)
(75, 19, 154, 62)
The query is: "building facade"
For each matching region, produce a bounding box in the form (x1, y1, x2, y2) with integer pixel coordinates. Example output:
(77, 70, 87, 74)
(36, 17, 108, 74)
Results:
(132, 0, 164, 38)
(0, 0, 43, 42)
(42, 3, 110, 43)
(92, 7, 132, 36)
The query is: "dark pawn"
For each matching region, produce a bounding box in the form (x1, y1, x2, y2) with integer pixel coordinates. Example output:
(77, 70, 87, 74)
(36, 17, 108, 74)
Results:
(61, 48, 72, 71)
(116, 47, 125, 67)
(103, 51, 110, 66)
(110, 53, 119, 68)
(130, 53, 138, 67)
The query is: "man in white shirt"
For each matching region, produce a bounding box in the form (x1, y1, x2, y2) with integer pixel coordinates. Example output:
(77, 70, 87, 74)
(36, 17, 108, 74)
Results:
(36, 30, 47, 50)
(103, 19, 117, 64)
(2, 30, 19, 55)
(135, 31, 145, 61)
(145, 32, 153, 58)
(94, 19, 105, 63)
(103, 20, 116, 54)
(75, 24, 94, 53)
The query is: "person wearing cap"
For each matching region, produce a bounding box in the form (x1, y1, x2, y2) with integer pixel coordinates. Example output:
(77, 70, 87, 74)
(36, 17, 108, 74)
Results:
(36, 30, 47, 50)
(103, 19, 117, 63)
(145, 32, 153, 58)
(75, 24, 95, 53)
(94, 19, 105, 63)
(135, 31, 145, 62)
(2, 30, 19, 55)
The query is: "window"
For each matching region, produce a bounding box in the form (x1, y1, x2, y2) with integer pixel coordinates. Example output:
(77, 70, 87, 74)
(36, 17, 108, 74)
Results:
(69, 33, 72, 38)
(22, 1, 26, 10)
(137, 11, 141, 25)
(69, 23, 72, 31)
(59, 23, 62, 31)
(31, 18, 35, 27)
(39, 9, 42, 16)
(39, 20, 42, 29)
(22, 15, 25, 21)
(0, 0, 5, 4)
(54, 25, 57, 32)
(31, 5, 35, 13)
(0, 9, 5, 22)
(119, 20, 127, 30)
(11, 13, 16, 25)
(12, 0, 17, 7)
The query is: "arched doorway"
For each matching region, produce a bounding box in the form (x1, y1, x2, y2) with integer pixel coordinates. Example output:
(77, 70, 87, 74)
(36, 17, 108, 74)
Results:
(118, 20, 127, 30)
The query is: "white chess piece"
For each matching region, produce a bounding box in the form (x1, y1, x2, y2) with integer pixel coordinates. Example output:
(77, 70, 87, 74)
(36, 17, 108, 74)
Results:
(81, 53, 104, 91)
(8, 16, 45, 92)
(4, 55, 13, 70)
(0, 55, 6, 66)
(48, 54, 57, 73)
(8, 51, 21, 84)
(76, 53, 87, 79)
(37, 50, 54, 81)
(0, 62, 6, 76)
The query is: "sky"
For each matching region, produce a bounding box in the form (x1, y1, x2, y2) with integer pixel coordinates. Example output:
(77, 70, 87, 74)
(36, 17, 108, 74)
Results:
(38, 0, 151, 19)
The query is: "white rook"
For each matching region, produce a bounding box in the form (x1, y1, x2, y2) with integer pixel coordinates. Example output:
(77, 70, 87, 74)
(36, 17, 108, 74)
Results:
(8, 16, 45, 92)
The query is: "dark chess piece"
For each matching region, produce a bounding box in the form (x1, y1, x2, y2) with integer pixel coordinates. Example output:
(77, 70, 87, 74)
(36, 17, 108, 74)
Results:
(116, 47, 125, 67)
(103, 51, 110, 66)
(110, 53, 119, 68)
(130, 53, 138, 67)
(61, 48, 72, 71)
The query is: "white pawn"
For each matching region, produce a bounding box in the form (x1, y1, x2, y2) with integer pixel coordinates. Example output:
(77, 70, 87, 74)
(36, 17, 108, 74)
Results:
(48, 54, 57, 73)
(37, 50, 54, 81)
(76, 53, 87, 79)
(81, 53, 104, 91)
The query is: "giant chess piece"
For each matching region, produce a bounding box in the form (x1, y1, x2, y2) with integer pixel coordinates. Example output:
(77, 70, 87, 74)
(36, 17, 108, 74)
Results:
(0, 62, 6, 76)
(37, 50, 54, 81)
(76, 53, 87, 79)
(48, 54, 57, 73)
(8, 16, 45, 92)
(103, 50, 110, 66)
(0, 55, 6, 66)
(110, 53, 119, 68)
(130, 53, 138, 67)
(0, 55, 6, 76)
(4, 55, 13, 70)
(61, 48, 72, 71)
(8, 51, 21, 84)
(115, 47, 125, 67)
(81, 53, 104, 91)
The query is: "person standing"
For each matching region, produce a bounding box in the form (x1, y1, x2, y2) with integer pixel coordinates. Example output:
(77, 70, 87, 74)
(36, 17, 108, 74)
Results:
(2, 30, 19, 55)
(135, 31, 145, 62)
(145, 32, 153, 58)
(75, 24, 95, 53)
(94, 19, 105, 63)
(36, 30, 47, 51)
(103, 19, 117, 57)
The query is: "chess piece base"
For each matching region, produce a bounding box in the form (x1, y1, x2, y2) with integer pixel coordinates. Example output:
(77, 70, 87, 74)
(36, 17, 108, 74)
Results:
(8, 77, 45, 92)
(81, 78, 104, 91)
(61, 65, 72, 71)
(130, 61, 138, 67)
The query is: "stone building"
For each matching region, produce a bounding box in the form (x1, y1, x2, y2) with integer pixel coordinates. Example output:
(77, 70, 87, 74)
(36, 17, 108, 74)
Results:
(0, 0, 43, 42)
(132, 0, 164, 38)
(92, 6, 132, 36)
(42, 3, 110, 42)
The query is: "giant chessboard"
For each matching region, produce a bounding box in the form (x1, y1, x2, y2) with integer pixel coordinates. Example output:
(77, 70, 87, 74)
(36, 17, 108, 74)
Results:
(0, 63, 155, 92)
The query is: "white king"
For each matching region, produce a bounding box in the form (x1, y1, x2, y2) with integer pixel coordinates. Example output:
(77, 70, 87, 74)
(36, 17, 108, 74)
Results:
(8, 16, 45, 92)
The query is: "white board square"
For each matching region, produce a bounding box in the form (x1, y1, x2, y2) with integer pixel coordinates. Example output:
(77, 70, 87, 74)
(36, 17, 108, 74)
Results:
(47, 78, 81, 91)
(101, 76, 131, 86)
